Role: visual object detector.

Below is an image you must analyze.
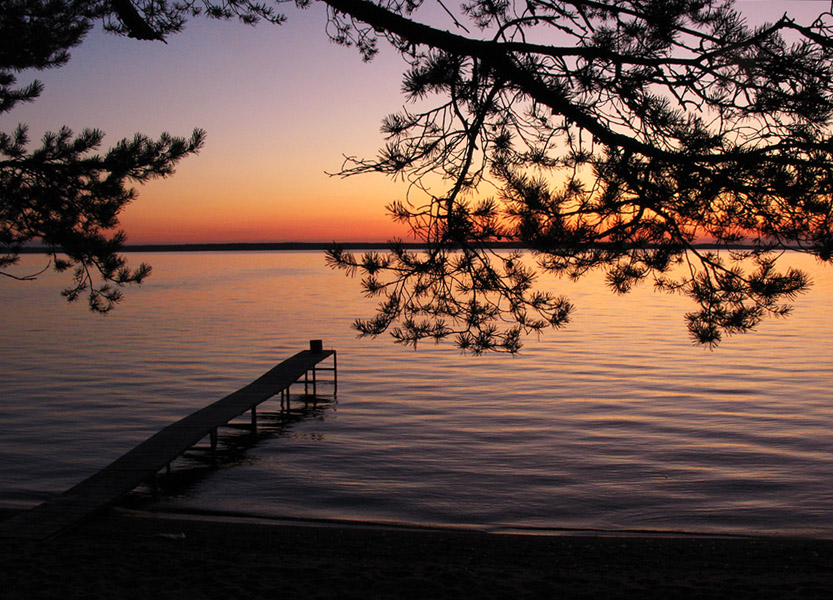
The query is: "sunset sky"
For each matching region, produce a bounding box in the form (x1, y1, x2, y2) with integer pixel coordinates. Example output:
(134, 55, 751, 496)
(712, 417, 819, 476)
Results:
(7, 1, 829, 244)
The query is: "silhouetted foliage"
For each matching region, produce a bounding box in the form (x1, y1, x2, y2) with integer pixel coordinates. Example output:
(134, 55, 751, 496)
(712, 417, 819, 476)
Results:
(0, 124, 205, 310)
(322, 0, 833, 351)
(0, 0, 275, 311)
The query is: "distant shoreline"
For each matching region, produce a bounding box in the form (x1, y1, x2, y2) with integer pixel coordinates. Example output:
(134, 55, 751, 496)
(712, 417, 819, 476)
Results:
(17, 242, 403, 253)
(17, 241, 764, 253)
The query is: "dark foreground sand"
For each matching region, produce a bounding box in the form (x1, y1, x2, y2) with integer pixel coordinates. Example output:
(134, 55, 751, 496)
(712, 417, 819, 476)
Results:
(1, 510, 831, 599)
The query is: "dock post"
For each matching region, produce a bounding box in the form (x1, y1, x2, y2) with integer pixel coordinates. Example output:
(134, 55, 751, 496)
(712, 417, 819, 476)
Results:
(251, 405, 258, 431)
(210, 427, 218, 464)
(312, 365, 318, 401)
(333, 351, 338, 398)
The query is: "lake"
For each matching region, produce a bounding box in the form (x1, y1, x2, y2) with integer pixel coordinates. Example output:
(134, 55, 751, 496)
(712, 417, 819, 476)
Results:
(2, 251, 832, 537)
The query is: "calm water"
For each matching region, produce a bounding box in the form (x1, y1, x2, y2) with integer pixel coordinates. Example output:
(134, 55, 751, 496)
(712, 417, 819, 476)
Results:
(2, 251, 832, 537)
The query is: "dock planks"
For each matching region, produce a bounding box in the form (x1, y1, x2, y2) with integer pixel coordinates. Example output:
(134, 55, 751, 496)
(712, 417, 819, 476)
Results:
(0, 349, 336, 541)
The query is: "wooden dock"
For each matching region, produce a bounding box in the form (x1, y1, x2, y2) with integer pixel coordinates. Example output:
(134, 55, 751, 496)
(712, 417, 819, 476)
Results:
(0, 347, 337, 541)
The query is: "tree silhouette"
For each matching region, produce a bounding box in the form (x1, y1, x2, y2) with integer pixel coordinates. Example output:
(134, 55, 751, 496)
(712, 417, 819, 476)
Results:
(2, 0, 300, 311)
(0, 0, 265, 311)
(322, 0, 833, 351)
(4, 1, 833, 348)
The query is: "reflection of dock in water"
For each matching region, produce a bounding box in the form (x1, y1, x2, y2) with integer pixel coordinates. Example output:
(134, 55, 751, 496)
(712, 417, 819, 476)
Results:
(138, 380, 336, 502)
(0, 344, 337, 541)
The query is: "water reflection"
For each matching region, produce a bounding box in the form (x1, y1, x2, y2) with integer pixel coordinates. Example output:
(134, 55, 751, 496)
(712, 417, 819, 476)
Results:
(1, 251, 832, 536)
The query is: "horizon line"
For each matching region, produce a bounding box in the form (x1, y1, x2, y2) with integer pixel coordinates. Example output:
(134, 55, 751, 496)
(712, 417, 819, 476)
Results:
(17, 241, 769, 253)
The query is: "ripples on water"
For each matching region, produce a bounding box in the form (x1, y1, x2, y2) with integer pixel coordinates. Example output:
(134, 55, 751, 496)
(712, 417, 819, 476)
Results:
(1, 251, 832, 537)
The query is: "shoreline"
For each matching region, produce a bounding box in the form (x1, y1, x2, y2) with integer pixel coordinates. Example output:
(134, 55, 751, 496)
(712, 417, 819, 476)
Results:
(104, 505, 833, 541)
(10, 502, 830, 541)
(2, 508, 832, 599)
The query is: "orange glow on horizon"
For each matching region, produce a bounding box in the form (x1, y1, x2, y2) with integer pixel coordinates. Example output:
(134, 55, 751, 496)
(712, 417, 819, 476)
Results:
(120, 156, 414, 244)
(120, 210, 411, 244)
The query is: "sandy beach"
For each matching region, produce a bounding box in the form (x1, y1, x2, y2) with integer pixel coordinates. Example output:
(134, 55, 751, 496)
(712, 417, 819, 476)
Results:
(1, 509, 831, 599)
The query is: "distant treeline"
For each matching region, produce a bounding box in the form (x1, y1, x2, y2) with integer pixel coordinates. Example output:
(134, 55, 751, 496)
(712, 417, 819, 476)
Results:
(17, 241, 523, 253)
(18, 241, 766, 253)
